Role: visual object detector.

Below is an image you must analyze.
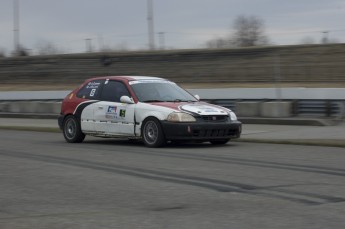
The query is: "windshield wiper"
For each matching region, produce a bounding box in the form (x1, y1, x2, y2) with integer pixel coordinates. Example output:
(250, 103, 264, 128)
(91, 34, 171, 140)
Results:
(169, 99, 195, 103)
(142, 100, 165, 103)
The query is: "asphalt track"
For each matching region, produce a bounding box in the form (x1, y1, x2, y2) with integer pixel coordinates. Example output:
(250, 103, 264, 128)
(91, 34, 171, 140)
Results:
(1, 130, 345, 229)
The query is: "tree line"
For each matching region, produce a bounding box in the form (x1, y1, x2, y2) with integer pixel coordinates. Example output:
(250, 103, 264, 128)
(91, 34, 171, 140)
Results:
(0, 15, 340, 57)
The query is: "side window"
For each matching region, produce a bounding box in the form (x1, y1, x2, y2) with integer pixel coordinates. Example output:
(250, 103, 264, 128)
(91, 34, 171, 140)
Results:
(100, 80, 130, 102)
(77, 80, 103, 99)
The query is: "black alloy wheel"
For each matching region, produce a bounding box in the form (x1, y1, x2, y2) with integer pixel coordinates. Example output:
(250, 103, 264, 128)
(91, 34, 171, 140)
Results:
(142, 118, 166, 147)
(63, 115, 85, 143)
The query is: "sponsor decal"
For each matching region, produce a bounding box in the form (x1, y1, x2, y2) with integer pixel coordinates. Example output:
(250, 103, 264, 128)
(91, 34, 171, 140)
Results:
(105, 106, 126, 119)
(203, 108, 217, 113)
(189, 105, 217, 112)
(90, 89, 96, 97)
(181, 104, 225, 115)
(86, 81, 100, 89)
(106, 106, 118, 119)
(120, 109, 126, 117)
(107, 106, 117, 113)
(105, 114, 115, 119)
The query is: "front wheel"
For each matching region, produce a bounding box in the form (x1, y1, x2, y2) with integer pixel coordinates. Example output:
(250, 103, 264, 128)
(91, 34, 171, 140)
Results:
(210, 139, 230, 145)
(142, 118, 166, 147)
(62, 115, 85, 143)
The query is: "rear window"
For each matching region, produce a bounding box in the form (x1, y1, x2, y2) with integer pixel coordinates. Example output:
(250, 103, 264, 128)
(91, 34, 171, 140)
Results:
(76, 80, 103, 99)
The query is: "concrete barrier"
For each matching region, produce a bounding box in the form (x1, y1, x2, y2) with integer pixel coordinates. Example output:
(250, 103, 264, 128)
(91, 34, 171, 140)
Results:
(235, 102, 261, 117)
(0, 102, 9, 112)
(8, 102, 36, 113)
(0, 100, 338, 126)
(6, 101, 61, 114)
(34, 102, 62, 114)
(260, 102, 292, 118)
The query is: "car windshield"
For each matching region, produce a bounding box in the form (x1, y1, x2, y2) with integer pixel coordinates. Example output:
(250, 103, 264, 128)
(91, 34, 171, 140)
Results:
(129, 80, 198, 103)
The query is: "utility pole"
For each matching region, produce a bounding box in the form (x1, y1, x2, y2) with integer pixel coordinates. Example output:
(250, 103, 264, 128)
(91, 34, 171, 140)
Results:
(147, 0, 155, 50)
(274, 52, 282, 102)
(322, 31, 329, 44)
(97, 34, 105, 51)
(85, 38, 92, 52)
(13, 0, 20, 55)
(158, 32, 165, 50)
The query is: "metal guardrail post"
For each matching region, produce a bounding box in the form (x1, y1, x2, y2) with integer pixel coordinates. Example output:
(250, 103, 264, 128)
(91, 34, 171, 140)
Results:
(325, 100, 331, 117)
(291, 100, 298, 116)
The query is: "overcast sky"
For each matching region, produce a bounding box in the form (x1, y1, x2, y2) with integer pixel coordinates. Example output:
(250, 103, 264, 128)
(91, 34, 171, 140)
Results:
(1, 0, 345, 54)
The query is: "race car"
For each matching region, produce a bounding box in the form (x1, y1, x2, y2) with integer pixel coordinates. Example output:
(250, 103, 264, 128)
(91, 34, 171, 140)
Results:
(58, 76, 241, 147)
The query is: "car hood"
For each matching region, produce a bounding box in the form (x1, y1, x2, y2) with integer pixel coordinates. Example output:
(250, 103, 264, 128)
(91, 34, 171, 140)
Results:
(149, 102, 229, 115)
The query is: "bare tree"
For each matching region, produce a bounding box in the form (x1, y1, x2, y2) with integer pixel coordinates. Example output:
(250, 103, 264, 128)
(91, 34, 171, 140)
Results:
(205, 15, 269, 49)
(11, 45, 29, 56)
(99, 42, 129, 53)
(231, 15, 268, 47)
(35, 41, 61, 55)
(300, 36, 316, 45)
(206, 37, 230, 49)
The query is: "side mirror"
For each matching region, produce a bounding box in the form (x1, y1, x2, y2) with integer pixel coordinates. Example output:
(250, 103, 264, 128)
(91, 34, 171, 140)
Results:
(194, 95, 200, 100)
(120, 95, 134, 104)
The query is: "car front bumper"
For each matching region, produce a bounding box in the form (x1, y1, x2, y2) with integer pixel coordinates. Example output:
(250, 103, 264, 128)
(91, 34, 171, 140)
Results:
(161, 121, 242, 141)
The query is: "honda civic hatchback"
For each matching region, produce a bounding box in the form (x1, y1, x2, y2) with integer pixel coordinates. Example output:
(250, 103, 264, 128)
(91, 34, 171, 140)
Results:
(58, 76, 241, 147)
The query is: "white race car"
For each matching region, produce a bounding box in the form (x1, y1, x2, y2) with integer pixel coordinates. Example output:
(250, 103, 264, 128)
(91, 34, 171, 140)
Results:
(58, 76, 242, 147)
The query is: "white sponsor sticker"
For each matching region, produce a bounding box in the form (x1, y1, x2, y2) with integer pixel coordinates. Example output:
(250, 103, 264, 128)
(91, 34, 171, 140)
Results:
(90, 89, 96, 97)
(181, 104, 225, 115)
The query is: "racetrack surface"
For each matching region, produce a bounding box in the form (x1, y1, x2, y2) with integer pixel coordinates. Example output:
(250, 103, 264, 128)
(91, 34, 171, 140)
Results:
(1, 130, 345, 229)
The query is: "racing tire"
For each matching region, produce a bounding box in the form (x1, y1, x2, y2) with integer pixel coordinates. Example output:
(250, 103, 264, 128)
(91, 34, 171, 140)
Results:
(142, 118, 166, 148)
(62, 115, 85, 143)
(210, 139, 230, 145)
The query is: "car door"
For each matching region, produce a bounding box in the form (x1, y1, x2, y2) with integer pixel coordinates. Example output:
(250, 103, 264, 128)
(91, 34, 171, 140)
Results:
(93, 80, 136, 136)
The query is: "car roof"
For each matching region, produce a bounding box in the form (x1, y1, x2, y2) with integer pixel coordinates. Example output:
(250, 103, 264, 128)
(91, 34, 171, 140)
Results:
(87, 76, 166, 82)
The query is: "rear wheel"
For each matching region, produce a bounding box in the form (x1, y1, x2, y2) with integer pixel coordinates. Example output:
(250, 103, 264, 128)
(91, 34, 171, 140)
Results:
(63, 115, 85, 143)
(210, 139, 230, 145)
(142, 118, 166, 147)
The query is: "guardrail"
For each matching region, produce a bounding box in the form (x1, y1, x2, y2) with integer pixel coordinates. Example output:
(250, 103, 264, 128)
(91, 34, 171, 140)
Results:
(296, 100, 345, 117)
(208, 99, 345, 119)
(1, 99, 344, 120)
(0, 89, 344, 120)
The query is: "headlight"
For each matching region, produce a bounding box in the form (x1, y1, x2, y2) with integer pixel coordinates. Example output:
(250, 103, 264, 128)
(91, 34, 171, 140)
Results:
(221, 107, 237, 121)
(219, 107, 237, 121)
(167, 112, 196, 122)
(229, 112, 237, 121)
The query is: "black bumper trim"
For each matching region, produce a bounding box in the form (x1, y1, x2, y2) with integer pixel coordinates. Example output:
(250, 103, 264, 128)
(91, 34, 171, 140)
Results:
(161, 121, 242, 141)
